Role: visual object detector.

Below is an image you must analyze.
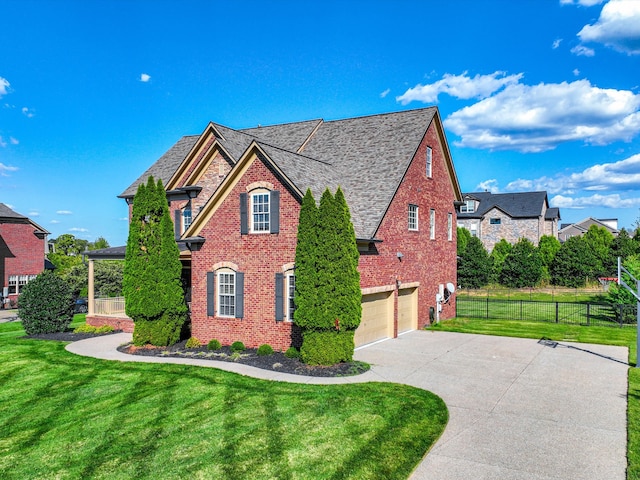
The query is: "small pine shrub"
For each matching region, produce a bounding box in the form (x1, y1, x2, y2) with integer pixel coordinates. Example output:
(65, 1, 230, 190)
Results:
(185, 337, 201, 348)
(285, 347, 301, 359)
(231, 341, 245, 352)
(73, 323, 96, 333)
(19, 271, 74, 335)
(95, 325, 114, 334)
(207, 339, 222, 351)
(257, 344, 274, 356)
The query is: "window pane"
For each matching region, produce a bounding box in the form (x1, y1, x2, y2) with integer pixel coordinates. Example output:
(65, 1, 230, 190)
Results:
(288, 274, 296, 321)
(252, 193, 270, 231)
(218, 272, 236, 317)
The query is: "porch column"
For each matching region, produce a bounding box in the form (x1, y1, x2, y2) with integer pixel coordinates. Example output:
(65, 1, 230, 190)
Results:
(88, 259, 95, 316)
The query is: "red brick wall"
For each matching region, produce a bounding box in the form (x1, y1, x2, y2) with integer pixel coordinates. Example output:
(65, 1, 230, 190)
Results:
(359, 121, 458, 327)
(0, 221, 46, 304)
(190, 155, 300, 350)
(86, 315, 135, 333)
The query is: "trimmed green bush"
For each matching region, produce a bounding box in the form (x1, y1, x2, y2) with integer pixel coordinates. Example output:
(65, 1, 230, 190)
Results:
(257, 344, 274, 356)
(231, 341, 245, 352)
(285, 347, 301, 359)
(207, 339, 221, 351)
(185, 337, 201, 348)
(73, 324, 114, 334)
(301, 330, 354, 365)
(19, 271, 74, 335)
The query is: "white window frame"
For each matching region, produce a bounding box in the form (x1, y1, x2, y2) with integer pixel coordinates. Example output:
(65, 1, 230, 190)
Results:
(430, 209, 436, 239)
(8, 274, 36, 294)
(470, 224, 478, 237)
(286, 273, 296, 322)
(408, 204, 419, 231)
(426, 146, 433, 178)
(217, 270, 236, 318)
(182, 206, 192, 233)
(447, 213, 453, 241)
(8, 275, 18, 295)
(460, 200, 475, 213)
(250, 191, 270, 233)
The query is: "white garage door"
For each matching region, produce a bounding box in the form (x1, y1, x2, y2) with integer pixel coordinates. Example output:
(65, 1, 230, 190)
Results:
(398, 287, 418, 334)
(355, 291, 393, 347)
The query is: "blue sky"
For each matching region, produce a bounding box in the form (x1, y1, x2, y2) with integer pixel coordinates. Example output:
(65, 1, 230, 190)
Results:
(1, 0, 640, 247)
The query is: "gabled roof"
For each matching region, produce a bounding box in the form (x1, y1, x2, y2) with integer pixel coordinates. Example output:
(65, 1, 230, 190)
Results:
(458, 191, 550, 219)
(0, 203, 50, 234)
(123, 107, 461, 240)
(558, 217, 619, 235)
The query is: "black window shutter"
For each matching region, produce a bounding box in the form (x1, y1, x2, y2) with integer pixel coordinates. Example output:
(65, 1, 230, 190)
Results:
(206, 272, 215, 316)
(174, 209, 181, 238)
(235, 272, 244, 318)
(270, 190, 280, 234)
(240, 193, 248, 235)
(275, 272, 284, 321)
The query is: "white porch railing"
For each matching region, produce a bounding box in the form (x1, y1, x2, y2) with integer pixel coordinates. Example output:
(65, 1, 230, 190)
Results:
(94, 296, 129, 318)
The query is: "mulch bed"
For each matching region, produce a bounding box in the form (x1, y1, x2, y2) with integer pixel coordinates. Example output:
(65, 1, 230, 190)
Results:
(25, 331, 369, 378)
(117, 340, 370, 377)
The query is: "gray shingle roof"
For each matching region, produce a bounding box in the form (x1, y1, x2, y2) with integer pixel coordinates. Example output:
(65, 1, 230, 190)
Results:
(0, 203, 27, 220)
(122, 107, 449, 239)
(458, 191, 550, 219)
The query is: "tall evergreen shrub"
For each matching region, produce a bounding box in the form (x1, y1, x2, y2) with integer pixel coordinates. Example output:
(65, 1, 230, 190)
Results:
(457, 237, 492, 288)
(123, 176, 187, 346)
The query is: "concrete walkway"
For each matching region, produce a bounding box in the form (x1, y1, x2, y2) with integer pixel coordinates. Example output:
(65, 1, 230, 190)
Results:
(66, 330, 629, 480)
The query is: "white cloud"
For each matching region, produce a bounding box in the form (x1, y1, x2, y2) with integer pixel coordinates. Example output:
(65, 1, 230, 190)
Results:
(573, 68, 581, 76)
(69, 227, 88, 232)
(21, 107, 35, 118)
(380, 88, 390, 98)
(443, 78, 640, 152)
(28, 211, 39, 217)
(505, 154, 640, 194)
(396, 71, 523, 104)
(0, 161, 18, 176)
(476, 179, 500, 193)
(571, 45, 596, 56)
(577, 0, 640, 55)
(140, 73, 151, 82)
(50, 220, 60, 224)
(560, 0, 605, 6)
(551, 193, 640, 208)
(56, 210, 73, 215)
(553, 39, 562, 49)
(0, 77, 9, 98)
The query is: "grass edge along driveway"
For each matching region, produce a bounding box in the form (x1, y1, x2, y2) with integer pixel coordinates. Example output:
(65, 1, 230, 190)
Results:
(430, 318, 640, 480)
(0, 321, 447, 480)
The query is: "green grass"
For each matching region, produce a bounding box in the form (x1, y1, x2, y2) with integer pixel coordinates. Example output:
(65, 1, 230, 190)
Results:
(0, 321, 447, 480)
(430, 317, 639, 479)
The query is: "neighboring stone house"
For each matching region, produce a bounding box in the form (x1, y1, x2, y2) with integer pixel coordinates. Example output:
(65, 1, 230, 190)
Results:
(558, 217, 619, 242)
(87, 107, 462, 350)
(0, 203, 50, 308)
(457, 191, 560, 253)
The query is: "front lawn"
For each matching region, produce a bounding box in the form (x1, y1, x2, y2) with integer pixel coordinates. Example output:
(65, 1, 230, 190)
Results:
(0, 321, 447, 480)
(430, 318, 638, 480)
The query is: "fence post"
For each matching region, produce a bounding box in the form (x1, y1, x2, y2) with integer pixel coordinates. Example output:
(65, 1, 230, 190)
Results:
(486, 297, 489, 319)
(555, 302, 559, 323)
(520, 300, 523, 321)
(586, 303, 590, 326)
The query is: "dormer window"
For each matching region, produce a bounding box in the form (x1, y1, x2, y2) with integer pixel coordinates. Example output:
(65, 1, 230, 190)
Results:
(460, 200, 476, 213)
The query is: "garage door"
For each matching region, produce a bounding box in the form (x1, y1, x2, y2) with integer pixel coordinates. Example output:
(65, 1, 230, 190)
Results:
(398, 287, 418, 334)
(355, 291, 393, 347)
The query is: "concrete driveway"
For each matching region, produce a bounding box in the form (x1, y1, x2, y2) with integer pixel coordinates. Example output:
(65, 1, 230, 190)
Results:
(68, 329, 629, 480)
(355, 330, 629, 480)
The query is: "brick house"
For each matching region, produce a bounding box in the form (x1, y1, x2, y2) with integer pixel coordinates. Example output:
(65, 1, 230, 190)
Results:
(87, 107, 462, 349)
(558, 217, 619, 242)
(0, 203, 50, 308)
(457, 191, 560, 253)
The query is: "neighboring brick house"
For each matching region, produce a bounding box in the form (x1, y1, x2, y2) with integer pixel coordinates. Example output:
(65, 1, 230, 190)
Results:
(558, 217, 619, 242)
(457, 191, 560, 252)
(88, 107, 462, 349)
(0, 203, 50, 308)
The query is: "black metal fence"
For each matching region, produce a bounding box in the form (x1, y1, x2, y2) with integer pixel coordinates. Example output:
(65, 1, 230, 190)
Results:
(456, 297, 637, 327)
